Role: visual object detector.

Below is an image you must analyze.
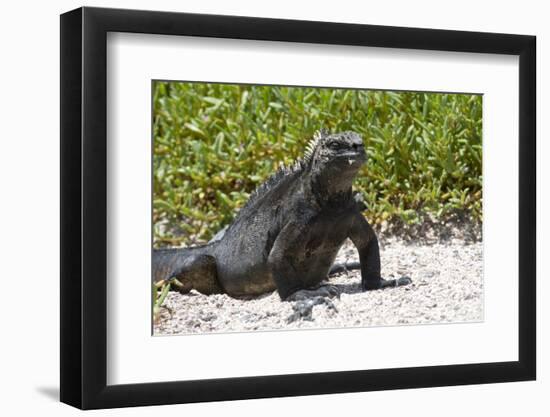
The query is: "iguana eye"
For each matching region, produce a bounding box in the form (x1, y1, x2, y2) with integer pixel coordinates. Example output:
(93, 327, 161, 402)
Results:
(328, 141, 340, 150)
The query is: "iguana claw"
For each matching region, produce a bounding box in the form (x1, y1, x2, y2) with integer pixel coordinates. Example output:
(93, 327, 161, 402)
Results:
(287, 296, 338, 323)
(363, 276, 412, 291)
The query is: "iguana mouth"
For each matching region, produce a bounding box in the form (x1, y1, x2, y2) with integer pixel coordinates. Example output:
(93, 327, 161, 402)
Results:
(339, 151, 364, 157)
(337, 150, 366, 164)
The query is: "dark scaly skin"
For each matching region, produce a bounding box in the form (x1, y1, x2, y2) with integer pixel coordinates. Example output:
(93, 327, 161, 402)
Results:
(152, 130, 412, 301)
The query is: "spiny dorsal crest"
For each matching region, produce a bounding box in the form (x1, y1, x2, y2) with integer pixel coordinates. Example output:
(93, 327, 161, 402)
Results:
(302, 128, 329, 163)
(239, 129, 329, 212)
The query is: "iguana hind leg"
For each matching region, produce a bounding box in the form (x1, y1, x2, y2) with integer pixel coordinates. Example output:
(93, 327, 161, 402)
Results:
(328, 261, 361, 276)
(153, 249, 223, 295)
(171, 254, 223, 295)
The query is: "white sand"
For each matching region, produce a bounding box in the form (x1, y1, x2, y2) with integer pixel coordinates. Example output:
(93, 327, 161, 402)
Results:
(154, 234, 483, 335)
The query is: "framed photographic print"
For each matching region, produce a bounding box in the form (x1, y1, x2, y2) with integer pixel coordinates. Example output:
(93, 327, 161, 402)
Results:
(60, 6, 536, 410)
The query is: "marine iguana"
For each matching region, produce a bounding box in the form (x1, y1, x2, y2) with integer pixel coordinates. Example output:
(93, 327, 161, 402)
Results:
(153, 130, 412, 310)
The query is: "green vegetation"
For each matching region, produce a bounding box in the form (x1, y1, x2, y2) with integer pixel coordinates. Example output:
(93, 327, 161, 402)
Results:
(153, 82, 482, 248)
(153, 280, 170, 324)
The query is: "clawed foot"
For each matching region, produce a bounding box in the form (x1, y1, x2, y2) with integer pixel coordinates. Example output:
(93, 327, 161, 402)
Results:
(287, 284, 341, 301)
(362, 276, 412, 291)
(287, 296, 338, 323)
(286, 285, 340, 323)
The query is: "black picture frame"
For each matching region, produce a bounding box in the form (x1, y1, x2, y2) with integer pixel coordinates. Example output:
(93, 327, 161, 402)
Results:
(60, 6, 536, 410)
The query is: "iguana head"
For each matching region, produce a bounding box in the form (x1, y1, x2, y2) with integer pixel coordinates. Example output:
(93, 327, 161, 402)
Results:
(306, 130, 366, 196)
(309, 130, 366, 167)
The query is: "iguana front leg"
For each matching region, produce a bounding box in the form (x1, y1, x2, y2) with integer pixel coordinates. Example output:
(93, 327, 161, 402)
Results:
(268, 221, 340, 324)
(268, 221, 310, 300)
(348, 213, 412, 290)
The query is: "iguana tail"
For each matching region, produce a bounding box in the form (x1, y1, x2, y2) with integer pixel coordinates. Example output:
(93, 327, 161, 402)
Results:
(152, 244, 223, 294)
